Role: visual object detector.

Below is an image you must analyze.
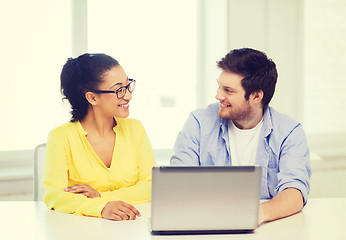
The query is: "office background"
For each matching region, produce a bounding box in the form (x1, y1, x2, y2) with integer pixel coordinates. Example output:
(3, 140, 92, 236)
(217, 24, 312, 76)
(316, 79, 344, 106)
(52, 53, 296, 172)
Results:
(0, 0, 345, 199)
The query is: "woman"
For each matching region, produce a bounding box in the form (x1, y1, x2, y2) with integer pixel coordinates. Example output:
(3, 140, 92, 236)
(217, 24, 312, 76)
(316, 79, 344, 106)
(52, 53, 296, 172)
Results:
(43, 53, 156, 221)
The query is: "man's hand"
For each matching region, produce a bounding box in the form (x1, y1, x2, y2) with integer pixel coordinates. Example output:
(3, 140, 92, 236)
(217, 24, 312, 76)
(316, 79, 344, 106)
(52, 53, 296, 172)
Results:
(101, 201, 141, 221)
(64, 184, 101, 198)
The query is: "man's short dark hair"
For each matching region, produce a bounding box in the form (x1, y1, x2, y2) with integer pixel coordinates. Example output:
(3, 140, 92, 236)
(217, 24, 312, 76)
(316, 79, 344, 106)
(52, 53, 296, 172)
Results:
(217, 48, 278, 109)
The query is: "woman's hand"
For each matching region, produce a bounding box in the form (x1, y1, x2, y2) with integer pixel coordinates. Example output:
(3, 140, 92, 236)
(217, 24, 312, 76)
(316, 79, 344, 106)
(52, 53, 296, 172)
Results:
(101, 201, 141, 221)
(64, 184, 101, 198)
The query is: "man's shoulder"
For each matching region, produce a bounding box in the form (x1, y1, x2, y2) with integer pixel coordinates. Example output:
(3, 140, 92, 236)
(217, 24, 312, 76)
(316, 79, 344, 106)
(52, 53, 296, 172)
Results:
(266, 107, 301, 134)
(185, 103, 223, 133)
(267, 107, 299, 123)
(191, 102, 220, 119)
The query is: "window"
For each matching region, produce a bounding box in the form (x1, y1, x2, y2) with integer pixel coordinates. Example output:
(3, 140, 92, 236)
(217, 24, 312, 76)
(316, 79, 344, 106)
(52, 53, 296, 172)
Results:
(303, 0, 346, 157)
(0, 0, 71, 151)
(0, 0, 196, 152)
(88, 0, 197, 150)
(304, 0, 346, 135)
(3, 0, 344, 156)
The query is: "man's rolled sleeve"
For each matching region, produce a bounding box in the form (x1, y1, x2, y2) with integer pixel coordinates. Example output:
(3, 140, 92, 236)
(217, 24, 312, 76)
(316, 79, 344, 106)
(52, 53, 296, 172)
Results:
(276, 124, 312, 205)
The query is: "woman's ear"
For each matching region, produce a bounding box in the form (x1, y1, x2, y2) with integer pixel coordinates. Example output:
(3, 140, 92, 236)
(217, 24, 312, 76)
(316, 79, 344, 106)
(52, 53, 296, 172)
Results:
(85, 92, 98, 106)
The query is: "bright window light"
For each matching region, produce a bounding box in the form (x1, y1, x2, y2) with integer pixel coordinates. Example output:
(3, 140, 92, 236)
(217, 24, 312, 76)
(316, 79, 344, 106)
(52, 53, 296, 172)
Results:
(304, 0, 346, 135)
(0, 0, 71, 151)
(88, 0, 197, 149)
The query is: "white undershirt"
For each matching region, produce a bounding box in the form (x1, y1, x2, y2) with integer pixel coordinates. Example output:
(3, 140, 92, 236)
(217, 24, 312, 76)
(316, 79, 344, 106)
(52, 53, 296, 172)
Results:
(228, 119, 263, 166)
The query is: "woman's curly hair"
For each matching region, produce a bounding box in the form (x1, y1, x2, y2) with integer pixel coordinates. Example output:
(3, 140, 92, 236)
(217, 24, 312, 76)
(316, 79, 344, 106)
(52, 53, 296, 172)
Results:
(60, 53, 119, 122)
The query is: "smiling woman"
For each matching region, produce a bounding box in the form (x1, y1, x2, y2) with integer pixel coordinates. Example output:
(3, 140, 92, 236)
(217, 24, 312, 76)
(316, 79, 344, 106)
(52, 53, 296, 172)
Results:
(87, 68, 135, 119)
(43, 53, 156, 220)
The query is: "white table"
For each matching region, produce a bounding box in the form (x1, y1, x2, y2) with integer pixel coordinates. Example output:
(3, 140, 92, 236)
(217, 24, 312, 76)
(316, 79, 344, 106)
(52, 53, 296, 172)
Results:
(0, 198, 345, 240)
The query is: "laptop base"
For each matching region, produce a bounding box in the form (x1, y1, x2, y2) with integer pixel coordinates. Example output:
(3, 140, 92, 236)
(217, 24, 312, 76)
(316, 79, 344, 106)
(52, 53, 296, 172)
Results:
(151, 229, 254, 235)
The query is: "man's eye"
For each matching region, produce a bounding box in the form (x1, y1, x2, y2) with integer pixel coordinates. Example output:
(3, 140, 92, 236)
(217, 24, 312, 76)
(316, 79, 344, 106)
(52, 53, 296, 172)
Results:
(217, 86, 232, 94)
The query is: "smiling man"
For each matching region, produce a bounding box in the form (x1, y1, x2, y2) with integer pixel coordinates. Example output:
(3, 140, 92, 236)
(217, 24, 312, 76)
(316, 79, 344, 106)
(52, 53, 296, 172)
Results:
(170, 48, 311, 224)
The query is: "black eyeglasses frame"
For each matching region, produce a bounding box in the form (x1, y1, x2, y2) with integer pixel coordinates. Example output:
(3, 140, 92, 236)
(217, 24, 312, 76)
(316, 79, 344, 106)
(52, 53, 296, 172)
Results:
(92, 79, 136, 99)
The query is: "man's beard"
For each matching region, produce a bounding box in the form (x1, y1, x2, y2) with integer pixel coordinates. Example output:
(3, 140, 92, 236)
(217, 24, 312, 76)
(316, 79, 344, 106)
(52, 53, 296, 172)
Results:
(218, 102, 253, 121)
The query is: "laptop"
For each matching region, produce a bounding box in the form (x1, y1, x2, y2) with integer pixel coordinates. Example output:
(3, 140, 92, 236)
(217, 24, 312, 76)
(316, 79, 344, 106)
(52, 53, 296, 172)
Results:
(150, 166, 261, 235)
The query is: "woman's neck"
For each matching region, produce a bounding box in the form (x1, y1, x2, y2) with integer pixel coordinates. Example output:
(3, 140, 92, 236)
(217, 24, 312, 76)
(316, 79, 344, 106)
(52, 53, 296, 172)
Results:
(80, 108, 116, 137)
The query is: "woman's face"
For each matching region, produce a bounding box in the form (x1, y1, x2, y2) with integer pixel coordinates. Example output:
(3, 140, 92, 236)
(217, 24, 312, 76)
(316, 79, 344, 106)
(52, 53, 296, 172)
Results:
(96, 65, 133, 118)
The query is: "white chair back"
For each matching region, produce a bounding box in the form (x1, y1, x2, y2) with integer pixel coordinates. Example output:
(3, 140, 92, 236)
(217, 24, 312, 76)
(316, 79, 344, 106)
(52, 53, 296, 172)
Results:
(33, 143, 46, 201)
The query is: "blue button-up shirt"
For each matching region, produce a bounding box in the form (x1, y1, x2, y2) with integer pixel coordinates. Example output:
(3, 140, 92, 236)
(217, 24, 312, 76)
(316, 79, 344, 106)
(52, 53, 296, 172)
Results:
(171, 102, 311, 204)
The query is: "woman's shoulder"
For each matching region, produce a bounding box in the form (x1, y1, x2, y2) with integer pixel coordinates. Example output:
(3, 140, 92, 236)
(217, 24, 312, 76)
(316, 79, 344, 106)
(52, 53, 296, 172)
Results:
(49, 121, 79, 137)
(115, 117, 146, 134)
(116, 117, 142, 127)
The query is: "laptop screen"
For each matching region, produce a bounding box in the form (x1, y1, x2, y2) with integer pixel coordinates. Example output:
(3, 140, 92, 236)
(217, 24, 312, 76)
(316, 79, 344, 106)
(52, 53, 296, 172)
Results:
(151, 166, 261, 234)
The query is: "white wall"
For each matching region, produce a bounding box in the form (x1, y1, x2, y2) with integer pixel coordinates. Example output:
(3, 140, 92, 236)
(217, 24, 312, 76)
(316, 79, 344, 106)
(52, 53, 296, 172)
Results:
(201, 0, 303, 121)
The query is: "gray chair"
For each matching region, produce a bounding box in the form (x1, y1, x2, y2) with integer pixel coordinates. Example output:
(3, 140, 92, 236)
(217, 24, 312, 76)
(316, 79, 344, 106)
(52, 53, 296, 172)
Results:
(33, 143, 46, 201)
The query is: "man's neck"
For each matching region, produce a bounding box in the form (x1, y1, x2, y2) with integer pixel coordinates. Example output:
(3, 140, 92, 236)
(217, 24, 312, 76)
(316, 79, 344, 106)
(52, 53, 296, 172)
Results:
(232, 108, 264, 130)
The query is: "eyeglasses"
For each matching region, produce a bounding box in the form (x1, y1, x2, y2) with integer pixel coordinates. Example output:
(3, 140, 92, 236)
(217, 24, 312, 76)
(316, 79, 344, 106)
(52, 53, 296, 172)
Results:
(92, 79, 136, 99)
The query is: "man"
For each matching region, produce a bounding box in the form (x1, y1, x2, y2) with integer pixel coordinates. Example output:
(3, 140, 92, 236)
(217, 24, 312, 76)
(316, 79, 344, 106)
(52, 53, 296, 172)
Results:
(171, 48, 311, 224)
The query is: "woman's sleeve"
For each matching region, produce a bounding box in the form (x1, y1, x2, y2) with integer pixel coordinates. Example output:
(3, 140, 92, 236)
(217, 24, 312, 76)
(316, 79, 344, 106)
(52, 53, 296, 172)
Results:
(43, 131, 108, 217)
(100, 121, 156, 204)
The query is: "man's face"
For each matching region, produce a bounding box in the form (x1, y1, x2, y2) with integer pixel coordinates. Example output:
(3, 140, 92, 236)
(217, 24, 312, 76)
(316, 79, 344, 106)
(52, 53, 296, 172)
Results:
(215, 71, 253, 121)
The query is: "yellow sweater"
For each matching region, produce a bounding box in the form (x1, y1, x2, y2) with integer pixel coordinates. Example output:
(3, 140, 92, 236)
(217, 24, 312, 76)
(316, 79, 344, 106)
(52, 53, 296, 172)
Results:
(43, 118, 156, 218)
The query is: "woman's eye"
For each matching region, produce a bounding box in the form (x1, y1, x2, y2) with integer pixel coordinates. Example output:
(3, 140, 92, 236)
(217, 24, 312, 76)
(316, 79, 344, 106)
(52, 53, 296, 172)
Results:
(117, 87, 125, 93)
